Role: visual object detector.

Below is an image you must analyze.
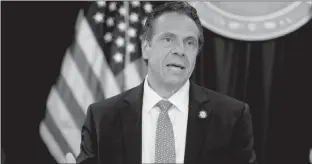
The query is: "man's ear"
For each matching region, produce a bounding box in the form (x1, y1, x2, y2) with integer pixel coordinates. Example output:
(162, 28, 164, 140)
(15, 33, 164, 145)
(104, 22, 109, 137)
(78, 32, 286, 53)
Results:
(141, 40, 150, 59)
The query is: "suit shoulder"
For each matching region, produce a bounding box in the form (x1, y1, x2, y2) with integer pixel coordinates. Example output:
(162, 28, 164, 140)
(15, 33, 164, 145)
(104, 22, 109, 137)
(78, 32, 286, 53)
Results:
(87, 89, 133, 114)
(201, 88, 249, 119)
(199, 86, 247, 109)
(211, 89, 244, 104)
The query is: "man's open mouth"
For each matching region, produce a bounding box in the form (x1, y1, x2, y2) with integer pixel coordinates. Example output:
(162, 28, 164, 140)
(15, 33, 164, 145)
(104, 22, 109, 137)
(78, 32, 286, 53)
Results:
(166, 63, 185, 70)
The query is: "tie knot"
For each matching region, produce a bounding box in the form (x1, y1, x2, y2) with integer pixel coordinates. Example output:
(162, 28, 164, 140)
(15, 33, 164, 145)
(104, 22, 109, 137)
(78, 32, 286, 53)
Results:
(156, 100, 173, 113)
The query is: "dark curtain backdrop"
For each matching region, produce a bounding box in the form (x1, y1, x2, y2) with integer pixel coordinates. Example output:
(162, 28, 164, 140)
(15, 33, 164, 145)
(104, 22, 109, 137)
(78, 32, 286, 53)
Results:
(2, 2, 91, 164)
(2, 2, 312, 164)
(192, 20, 312, 164)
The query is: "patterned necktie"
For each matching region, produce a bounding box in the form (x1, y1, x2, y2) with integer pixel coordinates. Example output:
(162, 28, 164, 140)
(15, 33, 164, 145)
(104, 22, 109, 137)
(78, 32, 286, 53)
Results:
(155, 100, 176, 164)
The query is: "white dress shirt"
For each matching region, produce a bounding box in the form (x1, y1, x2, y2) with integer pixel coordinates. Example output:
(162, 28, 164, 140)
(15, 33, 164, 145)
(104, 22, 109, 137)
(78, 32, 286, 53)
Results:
(141, 76, 190, 163)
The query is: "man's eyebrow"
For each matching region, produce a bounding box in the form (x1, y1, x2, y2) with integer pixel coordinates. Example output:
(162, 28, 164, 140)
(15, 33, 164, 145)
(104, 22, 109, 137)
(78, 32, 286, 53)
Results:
(184, 36, 197, 41)
(157, 33, 198, 41)
(160, 32, 175, 37)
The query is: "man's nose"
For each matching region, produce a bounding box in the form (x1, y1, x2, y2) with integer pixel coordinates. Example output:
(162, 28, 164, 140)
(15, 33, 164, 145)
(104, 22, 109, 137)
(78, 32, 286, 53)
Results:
(173, 42, 185, 56)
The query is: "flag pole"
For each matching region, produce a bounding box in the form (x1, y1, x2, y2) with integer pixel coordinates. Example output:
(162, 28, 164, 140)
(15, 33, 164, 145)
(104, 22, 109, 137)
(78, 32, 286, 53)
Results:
(124, 1, 130, 91)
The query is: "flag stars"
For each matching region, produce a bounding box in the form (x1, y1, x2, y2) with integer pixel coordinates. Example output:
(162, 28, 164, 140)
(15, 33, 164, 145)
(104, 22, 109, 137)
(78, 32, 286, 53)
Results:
(113, 53, 123, 63)
(115, 37, 125, 47)
(119, 5, 128, 16)
(127, 44, 135, 53)
(130, 13, 139, 22)
(131, 1, 140, 7)
(106, 17, 114, 27)
(144, 3, 153, 13)
(96, 1, 106, 7)
(127, 28, 137, 37)
(104, 33, 112, 42)
(118, 22, 126, 31)
(93, 12, 104, 23)
(109, 2, 117, 11)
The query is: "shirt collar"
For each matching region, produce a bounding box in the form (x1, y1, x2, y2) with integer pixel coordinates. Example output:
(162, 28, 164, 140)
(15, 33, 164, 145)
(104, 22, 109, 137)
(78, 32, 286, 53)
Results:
(143, 75, 190, 113)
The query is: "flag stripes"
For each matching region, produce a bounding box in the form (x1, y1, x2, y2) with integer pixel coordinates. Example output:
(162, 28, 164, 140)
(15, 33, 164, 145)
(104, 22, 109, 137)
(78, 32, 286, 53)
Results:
(55, 75, 85, 129)
(39, 122, 67, 163)
(76, 16, 121, 98)
(40, 1, 154, 162)
(46, 87, 81, 157)
(124, 59, 144, 90)
(42, 113, 72, 157)
(69, 42, 105, 102)
(60, 50, 95, 113)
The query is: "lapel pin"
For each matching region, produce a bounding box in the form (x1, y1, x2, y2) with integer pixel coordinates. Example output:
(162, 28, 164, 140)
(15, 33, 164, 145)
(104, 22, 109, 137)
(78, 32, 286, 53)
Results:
(199, 110, 207, 119)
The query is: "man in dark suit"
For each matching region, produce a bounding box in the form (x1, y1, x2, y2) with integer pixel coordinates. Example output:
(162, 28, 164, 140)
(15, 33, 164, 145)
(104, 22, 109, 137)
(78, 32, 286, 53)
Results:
(75, 2, 255, 164)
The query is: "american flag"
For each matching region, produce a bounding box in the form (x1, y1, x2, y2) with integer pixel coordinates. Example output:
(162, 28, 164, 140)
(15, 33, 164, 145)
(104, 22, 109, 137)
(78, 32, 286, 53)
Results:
(39, 1, 154, 163)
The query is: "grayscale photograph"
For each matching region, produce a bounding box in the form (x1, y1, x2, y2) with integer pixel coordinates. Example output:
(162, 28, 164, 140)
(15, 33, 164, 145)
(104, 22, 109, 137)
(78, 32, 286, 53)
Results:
(2, 1, 312, 164)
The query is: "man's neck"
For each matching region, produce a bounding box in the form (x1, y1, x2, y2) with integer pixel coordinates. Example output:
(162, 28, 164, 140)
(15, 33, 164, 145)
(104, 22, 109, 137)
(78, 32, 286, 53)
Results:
(146, 76, 184, 99)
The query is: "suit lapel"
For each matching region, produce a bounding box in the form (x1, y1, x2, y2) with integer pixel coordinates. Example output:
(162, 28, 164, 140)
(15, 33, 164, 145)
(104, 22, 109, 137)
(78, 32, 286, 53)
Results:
(118, 80, 213, 164)
(184, 82, 213, 164)
(119, 81, 144, 164)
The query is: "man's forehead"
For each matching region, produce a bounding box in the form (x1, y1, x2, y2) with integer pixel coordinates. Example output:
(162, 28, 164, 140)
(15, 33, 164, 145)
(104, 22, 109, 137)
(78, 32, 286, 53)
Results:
(155, 12, 195, 25)
(153, 12, 200, 37)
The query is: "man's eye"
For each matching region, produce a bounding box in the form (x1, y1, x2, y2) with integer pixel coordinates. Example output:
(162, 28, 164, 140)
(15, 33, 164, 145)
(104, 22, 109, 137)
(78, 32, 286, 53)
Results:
(165, 37, 171, 42)
(187, 41, 194, 45)
(187, 40, 197, 47)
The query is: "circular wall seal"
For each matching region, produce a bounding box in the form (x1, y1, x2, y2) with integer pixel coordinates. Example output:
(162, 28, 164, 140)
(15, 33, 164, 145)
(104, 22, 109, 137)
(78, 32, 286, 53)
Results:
(188, 1, 312, 41)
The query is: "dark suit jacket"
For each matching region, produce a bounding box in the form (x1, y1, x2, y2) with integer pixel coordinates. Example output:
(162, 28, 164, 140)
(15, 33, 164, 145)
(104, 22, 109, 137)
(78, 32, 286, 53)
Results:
(76, 80, 256, 164)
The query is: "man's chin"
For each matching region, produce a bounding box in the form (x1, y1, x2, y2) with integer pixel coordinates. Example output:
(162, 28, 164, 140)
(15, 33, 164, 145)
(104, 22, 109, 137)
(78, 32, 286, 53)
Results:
(164, 77, 187, 87)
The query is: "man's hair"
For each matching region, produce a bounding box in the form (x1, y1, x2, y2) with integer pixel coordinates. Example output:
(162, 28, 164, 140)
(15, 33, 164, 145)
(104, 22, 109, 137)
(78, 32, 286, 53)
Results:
(140, 1, 204, 52)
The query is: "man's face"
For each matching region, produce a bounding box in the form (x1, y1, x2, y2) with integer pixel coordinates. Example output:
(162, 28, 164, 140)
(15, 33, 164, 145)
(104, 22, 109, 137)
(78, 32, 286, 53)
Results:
(142, 12, 200, 86)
